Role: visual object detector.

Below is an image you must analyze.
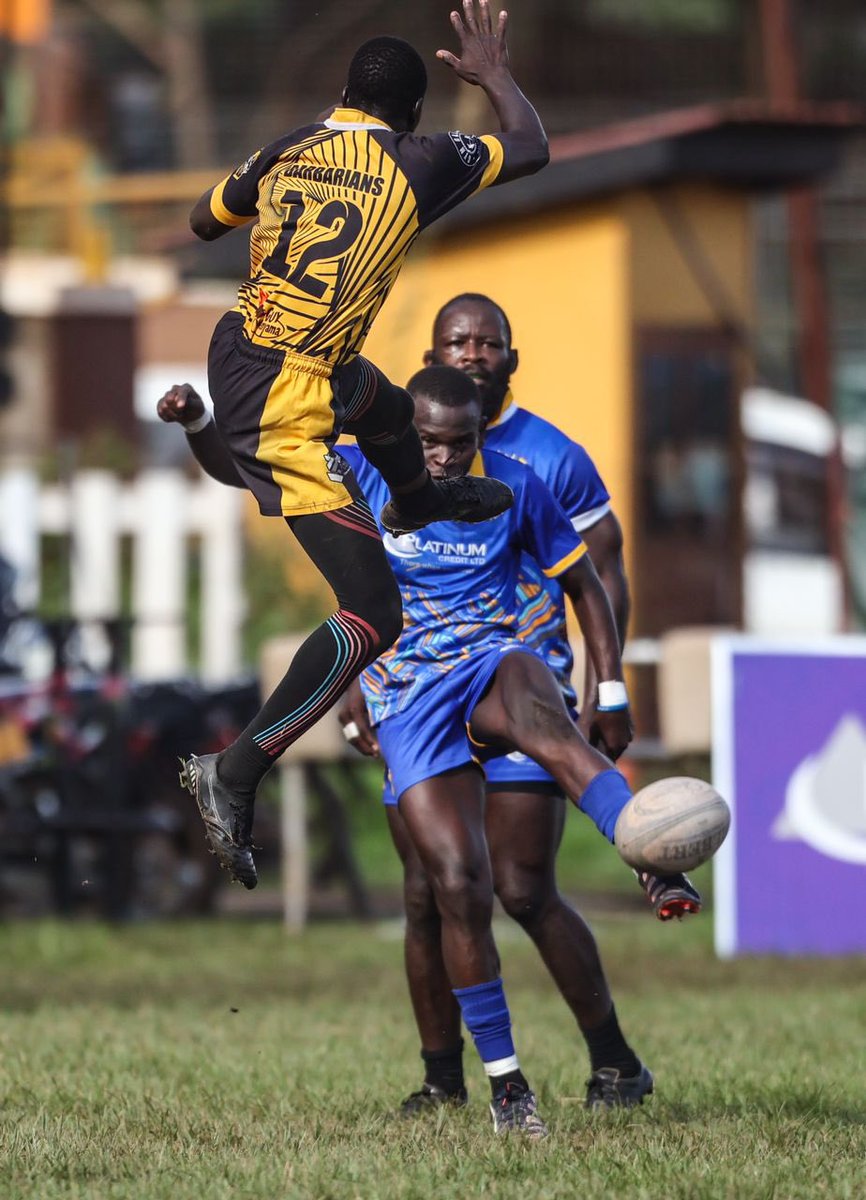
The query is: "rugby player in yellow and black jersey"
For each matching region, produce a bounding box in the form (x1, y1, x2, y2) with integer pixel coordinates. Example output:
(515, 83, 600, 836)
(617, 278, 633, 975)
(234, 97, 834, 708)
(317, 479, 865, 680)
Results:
(177, 2, 549, 893)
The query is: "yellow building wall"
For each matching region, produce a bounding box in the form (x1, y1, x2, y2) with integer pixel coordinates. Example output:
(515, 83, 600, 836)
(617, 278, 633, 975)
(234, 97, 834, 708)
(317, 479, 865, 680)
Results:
(620, 184, 753, 327)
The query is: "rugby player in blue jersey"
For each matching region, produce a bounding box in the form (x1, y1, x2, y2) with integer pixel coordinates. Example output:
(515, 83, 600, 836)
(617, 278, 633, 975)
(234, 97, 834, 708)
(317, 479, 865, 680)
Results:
(340, 296, 698, 1116)
(158, 368, 651, 1137)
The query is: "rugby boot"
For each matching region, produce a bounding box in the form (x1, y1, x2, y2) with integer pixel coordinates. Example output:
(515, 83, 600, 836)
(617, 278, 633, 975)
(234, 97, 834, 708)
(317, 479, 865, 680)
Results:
(635, 869, 701, 921)
(586, 1062, 654, 1110)
(379, 475, 513, 536)
(489, 1080, 549, 1140)
(399, 1082, 469, 1117)
(178, 753, 257, 889)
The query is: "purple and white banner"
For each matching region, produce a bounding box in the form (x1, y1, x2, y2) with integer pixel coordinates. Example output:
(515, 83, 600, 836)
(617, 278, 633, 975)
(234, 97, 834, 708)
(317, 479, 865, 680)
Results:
(712, 636, 866, 957)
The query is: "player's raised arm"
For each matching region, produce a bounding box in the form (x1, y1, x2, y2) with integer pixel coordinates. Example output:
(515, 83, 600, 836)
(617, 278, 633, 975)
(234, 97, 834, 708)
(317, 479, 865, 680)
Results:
(437, 0, 548, 183)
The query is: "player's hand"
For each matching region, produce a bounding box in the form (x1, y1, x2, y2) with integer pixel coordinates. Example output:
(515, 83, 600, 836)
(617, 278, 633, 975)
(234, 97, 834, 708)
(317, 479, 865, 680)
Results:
(582, 707, 633, 762)
(157, 383, 205, 424)
(337, 678, 379, 758)
(437, 0, 510, 86)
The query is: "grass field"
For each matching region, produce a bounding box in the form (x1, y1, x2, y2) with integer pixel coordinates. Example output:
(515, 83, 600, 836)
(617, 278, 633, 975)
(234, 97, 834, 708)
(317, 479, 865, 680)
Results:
(2, 910, 865, 1200)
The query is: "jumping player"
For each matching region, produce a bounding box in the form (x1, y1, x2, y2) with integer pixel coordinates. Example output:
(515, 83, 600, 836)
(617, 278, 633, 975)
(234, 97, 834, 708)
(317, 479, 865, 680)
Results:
(180, 2, 549, 889)
(158, 369, 651, 1136)
(341, 295, 696, 1116)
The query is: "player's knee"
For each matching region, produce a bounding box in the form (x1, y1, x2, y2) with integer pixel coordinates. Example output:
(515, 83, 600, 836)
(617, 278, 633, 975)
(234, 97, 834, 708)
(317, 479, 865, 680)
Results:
(350, 574, 402, 656)
(495, 869, 555, 929)
(368, 577, 403, 651)
(430, 862, 492, 929)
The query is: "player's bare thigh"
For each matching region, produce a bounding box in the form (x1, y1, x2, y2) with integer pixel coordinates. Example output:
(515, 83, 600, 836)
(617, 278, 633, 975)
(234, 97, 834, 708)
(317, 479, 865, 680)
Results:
(470, 651, 609, 795)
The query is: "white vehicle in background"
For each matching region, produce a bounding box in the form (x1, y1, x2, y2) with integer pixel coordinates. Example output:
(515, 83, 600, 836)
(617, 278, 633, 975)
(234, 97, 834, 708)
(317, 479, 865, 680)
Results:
(742, 385, 862, 636)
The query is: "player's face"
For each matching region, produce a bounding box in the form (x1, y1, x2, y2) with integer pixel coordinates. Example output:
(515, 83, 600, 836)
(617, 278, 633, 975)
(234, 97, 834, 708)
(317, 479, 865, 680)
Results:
(427, 302, 516, 421)
(413, 397, 482, 479)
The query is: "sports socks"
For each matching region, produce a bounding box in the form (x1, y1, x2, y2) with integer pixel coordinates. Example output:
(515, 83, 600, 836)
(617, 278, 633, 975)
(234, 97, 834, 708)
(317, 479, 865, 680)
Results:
(581, 1004, 642, 1077)
(452, 977, 528, 1096)
(579, 768, 633, 843)
(421, 1041, 465, 1096)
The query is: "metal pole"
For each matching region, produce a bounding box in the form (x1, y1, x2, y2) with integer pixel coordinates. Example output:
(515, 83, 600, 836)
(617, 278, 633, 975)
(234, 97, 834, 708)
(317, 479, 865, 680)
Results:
(759, 0, 849, 627)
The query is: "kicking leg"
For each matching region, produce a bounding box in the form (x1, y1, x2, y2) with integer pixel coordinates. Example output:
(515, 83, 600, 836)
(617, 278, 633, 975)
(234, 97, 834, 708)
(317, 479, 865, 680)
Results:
(473, 656, 703, 918)
(471, 651, 632, 843)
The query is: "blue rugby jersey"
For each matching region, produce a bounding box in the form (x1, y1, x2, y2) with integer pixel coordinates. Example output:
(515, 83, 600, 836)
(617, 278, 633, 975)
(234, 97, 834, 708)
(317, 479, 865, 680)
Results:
(482, 391, 611, 705)
(340, 445, 587, 727)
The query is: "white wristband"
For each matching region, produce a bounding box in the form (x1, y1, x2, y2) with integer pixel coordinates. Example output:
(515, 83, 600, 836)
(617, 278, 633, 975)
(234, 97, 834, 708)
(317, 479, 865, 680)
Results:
(598, 680, 628, 711)
(182, 411, 213, 434)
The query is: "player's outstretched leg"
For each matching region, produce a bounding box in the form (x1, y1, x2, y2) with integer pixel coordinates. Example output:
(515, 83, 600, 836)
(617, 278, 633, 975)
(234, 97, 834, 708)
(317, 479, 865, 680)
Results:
(470, 650, 704, 919)
(338, 356, 513, 534)
(183, 502, 402, 887)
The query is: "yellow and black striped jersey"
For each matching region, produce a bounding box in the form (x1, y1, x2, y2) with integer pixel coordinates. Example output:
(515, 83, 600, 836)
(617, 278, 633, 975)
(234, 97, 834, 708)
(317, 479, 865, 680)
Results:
(209, 108, 504, 365)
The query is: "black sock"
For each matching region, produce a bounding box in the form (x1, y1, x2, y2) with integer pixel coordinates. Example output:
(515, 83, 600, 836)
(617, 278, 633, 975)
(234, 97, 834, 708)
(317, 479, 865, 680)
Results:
(388, 470, 441, 518)
(489, 1068, 529, 1097)
(422, 1041, 465, 1094)
(216, 744, 268, 803)
(581, 1004, 642, 1076)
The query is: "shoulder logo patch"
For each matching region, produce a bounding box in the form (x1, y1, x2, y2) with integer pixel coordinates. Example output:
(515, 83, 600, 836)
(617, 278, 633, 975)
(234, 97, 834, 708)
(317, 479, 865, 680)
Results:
(233, 149, 262, 179)
(448, 131, 482, 166)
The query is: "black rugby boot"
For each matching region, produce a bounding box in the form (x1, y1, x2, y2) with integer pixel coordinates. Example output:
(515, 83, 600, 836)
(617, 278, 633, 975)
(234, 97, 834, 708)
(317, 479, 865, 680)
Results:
(379, 475, 513, 536)
(586, 1063, 654, 1109)
(399, 1082, 469, 1117)
(179, 753, 257, 889)
(635, 869, 702, 921)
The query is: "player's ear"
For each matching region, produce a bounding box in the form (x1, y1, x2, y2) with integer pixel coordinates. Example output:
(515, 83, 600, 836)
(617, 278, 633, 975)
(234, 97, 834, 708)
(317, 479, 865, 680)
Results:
(422, 349, 435, 366)
(341, 86, 349, 106)
(408, 97, 423, 131)
(509, 348, 519, 375)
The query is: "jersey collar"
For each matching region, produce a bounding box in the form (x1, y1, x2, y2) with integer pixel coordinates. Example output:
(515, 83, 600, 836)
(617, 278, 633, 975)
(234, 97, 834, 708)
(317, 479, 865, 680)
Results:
(324, 107, 393, 131)
(485, 389, 519, 430)
(469, 451, 485, 477)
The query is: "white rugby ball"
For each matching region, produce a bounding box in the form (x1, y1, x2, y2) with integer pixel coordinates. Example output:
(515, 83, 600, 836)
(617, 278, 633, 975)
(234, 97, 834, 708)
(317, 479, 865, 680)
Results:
(614, 777, 730, 873)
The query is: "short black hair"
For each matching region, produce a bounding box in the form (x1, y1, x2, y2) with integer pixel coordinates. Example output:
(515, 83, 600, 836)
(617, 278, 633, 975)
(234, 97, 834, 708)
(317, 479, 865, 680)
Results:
(345, 37, 427, 115)
(406, 365, 482, 409)
(433, 293, 513, 347)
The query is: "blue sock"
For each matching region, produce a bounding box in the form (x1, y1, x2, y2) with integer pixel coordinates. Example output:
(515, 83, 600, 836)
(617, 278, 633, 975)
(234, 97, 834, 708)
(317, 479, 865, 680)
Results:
(579, 769, 632, 842)
(452, 978, 518, 1076)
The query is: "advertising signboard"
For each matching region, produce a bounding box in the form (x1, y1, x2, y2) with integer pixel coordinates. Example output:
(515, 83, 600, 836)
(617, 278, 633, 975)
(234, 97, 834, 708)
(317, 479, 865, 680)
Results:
(712, 636, 866, 956)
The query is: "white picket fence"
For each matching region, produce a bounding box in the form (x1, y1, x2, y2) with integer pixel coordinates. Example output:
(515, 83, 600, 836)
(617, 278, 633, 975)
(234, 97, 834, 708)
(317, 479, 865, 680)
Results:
(0, 466, 244, 682)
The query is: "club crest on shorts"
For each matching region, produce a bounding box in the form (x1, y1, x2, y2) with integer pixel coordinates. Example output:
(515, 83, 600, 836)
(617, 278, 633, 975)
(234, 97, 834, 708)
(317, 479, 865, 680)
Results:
(448, 131, 482, 166)
(324, 450, 349, 483)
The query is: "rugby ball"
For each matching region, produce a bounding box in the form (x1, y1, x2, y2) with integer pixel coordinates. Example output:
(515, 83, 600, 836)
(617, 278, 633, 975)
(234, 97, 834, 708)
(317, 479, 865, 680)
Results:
(614, 777, 730, 873)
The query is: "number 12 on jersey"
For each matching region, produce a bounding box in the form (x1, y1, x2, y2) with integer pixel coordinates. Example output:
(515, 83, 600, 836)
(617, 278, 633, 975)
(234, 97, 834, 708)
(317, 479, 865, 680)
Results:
(261, 191, 363, 299)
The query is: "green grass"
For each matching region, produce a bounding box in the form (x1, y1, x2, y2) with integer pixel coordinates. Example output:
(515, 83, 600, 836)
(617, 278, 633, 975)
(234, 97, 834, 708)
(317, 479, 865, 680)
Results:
(2, 918, 864, 1199)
